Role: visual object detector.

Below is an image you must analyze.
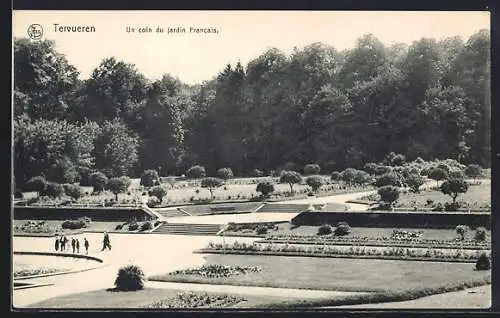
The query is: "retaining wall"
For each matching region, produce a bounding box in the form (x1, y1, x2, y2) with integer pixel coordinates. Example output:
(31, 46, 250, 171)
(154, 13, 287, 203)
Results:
(291, 211, 491, 229)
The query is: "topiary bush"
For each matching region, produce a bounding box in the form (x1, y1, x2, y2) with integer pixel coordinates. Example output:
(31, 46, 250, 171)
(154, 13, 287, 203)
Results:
(61, 217, 91, 229)
(255, 225, 268, 235)
(317, 224, 332, 236)
(455, 225, 468, 240)
(140, 222, 152, 231)
(114, 264, 146, 291)
(474, 227, 487, 242)
(115, 223, 123, 230)
(128, 221, 139, 231)
(475, 253, 490, 271)
(334, 221, 351, 236)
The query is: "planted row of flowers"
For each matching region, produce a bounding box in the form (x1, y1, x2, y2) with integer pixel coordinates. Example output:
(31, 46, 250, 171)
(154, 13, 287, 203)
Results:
(14, 267, 66, 278)
(203, 241, 490, 262)
(168, 264, 262, 279)
(262, 235, 490, 248)
(256, 238, 490, 250)
(142, 292, 245, 308)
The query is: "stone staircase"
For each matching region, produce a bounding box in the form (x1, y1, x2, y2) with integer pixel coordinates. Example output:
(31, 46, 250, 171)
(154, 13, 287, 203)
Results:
(152, 222, 223, 235)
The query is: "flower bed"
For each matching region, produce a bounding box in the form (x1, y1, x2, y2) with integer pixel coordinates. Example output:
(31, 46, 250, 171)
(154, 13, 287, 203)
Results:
(260, 235, 490, 250)
(14, 267, 68, 278)
(141, 292, 245, 308)
(168, 264, 262, 278)
(201, 241, 489, 262)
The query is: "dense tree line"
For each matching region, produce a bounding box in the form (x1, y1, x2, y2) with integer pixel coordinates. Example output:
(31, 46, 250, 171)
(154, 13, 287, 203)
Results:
(13, 30, 490, 188)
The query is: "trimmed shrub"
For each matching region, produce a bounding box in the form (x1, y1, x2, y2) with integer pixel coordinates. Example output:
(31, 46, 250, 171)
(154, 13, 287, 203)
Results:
(256, 225, 268, 235)
(90, 172, 108, 193)
(306, 175, 324, 192)
(378, 186, 400, 207)
(128, 221, 139, 231)
(61, 217, 91, 229)
(217, 168, 234, 181)
(374, 172, 401, 188)
(186, 165, 206, 179)
(64, 184, 83, 201)
(140, 169, 160, 187)
(140, 222, 152, 231)
(150, 186, 167, 203)
(41, 182, 65, 198)
(114, 264, 146, 291)
(26, 176, 47, 195)
(115, 224, 123, 230)
(154, 221, 162, 227)
(317, 224, 332, 236)
(455, 225, 468, 240)
(304, 164, 321, 176)
(330, 171, 341, 181)
(475, 253, 490, 271)
(334, 222, 351, 236)
(475, 227, 487, 242)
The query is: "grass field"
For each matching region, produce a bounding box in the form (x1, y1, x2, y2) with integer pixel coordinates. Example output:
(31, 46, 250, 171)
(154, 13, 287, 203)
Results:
(27, 288, 298, 309)
(149, 254, 489, 293)
(395, 183, 491, 210)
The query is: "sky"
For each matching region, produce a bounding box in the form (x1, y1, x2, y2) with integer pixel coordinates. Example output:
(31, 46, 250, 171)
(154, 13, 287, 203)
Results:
(12, 11, 490, 85)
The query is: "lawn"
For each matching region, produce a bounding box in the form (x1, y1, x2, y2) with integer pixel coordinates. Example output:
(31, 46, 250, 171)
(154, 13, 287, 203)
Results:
(27, 287, 297, 309)
(395, 183, 491, 210)
(149, 254, 490, 293)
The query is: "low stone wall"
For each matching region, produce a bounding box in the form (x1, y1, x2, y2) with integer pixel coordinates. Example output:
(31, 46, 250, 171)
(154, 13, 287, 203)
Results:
(291, 211, 491, 229)
(13, 206, 157, 222)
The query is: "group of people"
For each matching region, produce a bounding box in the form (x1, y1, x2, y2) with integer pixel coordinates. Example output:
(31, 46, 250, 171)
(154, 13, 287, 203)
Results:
(54, 232, 112, 255)
(55, 235, 89, 254)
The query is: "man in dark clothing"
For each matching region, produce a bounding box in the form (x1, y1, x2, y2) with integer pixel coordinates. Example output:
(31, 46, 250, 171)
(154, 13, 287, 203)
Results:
(102, 232, 112, 251)
(60, 236, 65, 251)
(55, 236, 60, 252)
(64, 236, 69, 252)
(71, 238, 76, 253)
(84, 238, 89, 255)
(76, 239, 80, 253)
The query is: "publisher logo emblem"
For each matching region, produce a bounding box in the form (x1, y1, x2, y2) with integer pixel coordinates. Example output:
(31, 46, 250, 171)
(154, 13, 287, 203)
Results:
(27, 24, 43, 40)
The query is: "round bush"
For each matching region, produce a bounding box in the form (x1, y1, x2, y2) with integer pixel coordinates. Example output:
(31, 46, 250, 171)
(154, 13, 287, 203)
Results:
(140, 222, 152, 231)
(334, 222, 351, 236)
(317, 224, 332, 236)
(128, 221, 139, 231)
(255, 225, 268, 235)
(475, 227, 487, 242)
(475, 253, 490, 271)
(115, 224, 123, 230)
(114, 264, 146, 291)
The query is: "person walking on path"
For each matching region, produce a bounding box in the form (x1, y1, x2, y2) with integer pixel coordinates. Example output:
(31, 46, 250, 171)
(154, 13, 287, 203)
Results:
(101, 231, 112, 251)
(76, 238, 80, 253)
(64, 236, 69, 252)
(84, 238, 89, 255)
(71, 238, 76, 253)
(60, 236, 65, 251)
(54, 236, 60, 252)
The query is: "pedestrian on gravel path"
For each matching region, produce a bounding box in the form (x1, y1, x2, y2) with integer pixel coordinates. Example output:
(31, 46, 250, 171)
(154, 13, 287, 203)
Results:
(101, 231, 112, 251)
(60, 236, 66, 251)
(54, 236, 60, 252)
(84, 238, 89, 255)
(71, 238, 76, 253)
(76, 238, 80, 253)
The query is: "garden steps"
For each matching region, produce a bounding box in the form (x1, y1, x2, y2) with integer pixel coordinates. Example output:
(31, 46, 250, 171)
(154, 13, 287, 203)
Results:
(153, 208, 192, 218)
(152, 223, 223, 235)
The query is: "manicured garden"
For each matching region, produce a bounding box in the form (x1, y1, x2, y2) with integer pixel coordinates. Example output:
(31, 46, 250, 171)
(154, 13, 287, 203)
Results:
(149, 254, 490, 293)
(393, 182, 490, 211)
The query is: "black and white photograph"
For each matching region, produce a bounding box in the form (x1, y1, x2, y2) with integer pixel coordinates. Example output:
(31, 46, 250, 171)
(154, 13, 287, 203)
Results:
(12, 10, 491, 310)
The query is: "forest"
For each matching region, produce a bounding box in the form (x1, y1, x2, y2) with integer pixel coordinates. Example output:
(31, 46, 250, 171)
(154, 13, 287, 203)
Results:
(13, 29, 490, 188)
